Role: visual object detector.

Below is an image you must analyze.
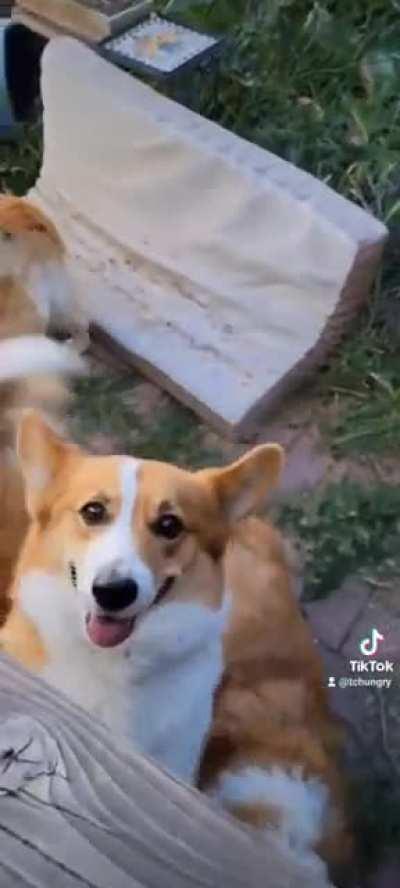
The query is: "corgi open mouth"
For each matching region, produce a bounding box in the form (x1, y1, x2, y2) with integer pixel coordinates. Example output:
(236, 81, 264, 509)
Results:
(85, 576, 175, 649)
(85, 612, 135, 648)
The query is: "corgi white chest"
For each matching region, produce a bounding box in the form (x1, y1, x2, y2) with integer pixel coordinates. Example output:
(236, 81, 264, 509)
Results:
(19, 570, 227, 784)
(124, 599, 227, 782)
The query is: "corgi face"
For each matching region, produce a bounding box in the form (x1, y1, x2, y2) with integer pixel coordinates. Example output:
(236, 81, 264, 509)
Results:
(16, 412, 284, 650)
(0, 196, 64, 276)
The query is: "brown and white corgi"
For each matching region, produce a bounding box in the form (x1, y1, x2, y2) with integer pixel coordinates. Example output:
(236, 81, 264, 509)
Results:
(0, 196, 87, 607)
(0, 193, 88, 444)
(0, 412, 351, 873)
(0, 194, 89, 352)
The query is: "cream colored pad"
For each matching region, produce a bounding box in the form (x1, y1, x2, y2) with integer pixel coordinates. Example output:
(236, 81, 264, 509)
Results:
(30, 37, 386, 437)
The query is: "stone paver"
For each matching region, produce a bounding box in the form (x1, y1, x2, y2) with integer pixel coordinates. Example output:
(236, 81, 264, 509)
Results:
(304, 579, 370, 652)
(279, 428, 333, 494)
(255, 394, 335, 495)
(366, 858, 400, 888)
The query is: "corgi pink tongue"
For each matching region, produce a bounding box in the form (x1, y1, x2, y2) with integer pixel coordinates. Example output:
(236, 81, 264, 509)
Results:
(86, 614, 134, 648)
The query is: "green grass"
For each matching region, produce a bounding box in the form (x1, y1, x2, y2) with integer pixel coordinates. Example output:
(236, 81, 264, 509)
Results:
(0, 123, 42, 194)
(319, 325, 400, 455)
(72, 374, 222, 467)
(162, 0, 400, 219)
(318, 232, 400, 455)
(277, 480, 400, 599)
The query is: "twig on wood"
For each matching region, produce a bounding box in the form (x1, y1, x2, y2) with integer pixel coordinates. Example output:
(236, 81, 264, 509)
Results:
(1, 737, 40, 773)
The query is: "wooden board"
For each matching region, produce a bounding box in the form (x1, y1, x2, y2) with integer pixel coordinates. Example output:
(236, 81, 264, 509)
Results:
(14, 0, 152, 41)
(29, 38, 387, 439)
(0, 654, 331, 887)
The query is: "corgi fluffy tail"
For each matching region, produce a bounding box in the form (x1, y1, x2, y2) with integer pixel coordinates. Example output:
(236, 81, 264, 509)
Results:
(0, 335, 85, 382)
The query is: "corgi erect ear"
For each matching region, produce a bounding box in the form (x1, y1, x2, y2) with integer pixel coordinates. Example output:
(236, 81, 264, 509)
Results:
(17, 411, 79, 518)
(198, 444, 284, 523)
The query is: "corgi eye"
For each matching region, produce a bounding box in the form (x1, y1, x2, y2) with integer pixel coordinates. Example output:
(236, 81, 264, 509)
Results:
(152, 513, 184, 540)
(2, 231, 12, 241)
(80, 501, 107, 526)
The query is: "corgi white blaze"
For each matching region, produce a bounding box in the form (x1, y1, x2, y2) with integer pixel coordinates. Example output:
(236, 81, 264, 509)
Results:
(80, 458, 154, 612)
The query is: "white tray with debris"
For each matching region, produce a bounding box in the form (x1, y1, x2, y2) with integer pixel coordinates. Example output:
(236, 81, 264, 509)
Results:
(30, 37, 386, 438)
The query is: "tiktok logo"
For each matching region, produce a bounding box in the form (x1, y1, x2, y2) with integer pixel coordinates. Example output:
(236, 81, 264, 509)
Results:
(359, 628, 385, 657)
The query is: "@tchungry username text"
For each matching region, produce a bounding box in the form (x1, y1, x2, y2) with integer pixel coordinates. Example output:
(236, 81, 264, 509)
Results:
(335, 676, 392, 689)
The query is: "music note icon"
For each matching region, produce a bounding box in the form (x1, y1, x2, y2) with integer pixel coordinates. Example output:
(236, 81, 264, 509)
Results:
(359, 628, 384, 657)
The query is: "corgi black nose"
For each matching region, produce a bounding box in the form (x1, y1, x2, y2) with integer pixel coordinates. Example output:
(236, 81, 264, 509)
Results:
(92, 578, 138, 612)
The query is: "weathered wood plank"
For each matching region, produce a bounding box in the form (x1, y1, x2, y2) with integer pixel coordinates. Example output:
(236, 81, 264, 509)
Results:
(29, 37, 386, 439)
(13, 0, 153, 42)
(0, 654, 331, 887)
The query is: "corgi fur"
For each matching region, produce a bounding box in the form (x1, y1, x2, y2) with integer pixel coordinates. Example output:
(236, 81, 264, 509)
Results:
(0, 412, 352, 874)
(0, 196, 87, 608)
(0, 194, 89, 352)
(0, 194, 87, 438)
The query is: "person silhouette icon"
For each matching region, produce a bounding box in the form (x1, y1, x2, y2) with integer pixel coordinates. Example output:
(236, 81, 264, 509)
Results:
(328, 676, 336, 688)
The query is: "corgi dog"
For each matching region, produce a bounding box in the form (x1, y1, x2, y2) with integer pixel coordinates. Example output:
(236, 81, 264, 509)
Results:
(0, 194, 89, 353)
(0, 193, 88, 445)
(0, 412, 351, 874)
(0, 196, 87, 605)
(0, 337, 84, 614)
